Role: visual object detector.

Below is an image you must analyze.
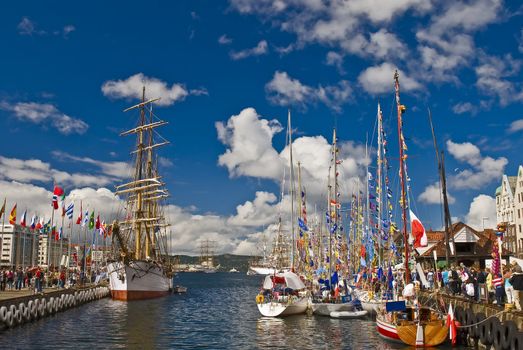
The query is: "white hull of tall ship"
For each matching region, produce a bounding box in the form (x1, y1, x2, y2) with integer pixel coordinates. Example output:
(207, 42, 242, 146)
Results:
(107, 260, 171, 301)
(257, 297, 308, 317)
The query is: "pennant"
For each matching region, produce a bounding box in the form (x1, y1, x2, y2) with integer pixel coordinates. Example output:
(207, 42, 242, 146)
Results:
(66, 202, 74, 219)
(298, 217, 308, 232)
(20, 210, 27, 227)
(8, 204, 17, 225)
(409, 210, 428, 248)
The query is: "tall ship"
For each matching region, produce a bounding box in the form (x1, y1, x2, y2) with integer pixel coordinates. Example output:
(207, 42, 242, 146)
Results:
(107, 88, 173, 300)
(199, 239, 220, 273)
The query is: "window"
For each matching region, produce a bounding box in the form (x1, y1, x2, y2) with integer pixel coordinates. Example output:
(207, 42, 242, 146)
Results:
(520, 225, 522, 233)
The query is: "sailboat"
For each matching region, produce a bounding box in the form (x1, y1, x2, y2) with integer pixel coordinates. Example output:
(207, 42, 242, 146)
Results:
(310, 129, 363, 317)
(255, 110, 308, 317)
(107, 89, 173, 300)
(199, 239, 220, 273)
(375, 72, 448, 346)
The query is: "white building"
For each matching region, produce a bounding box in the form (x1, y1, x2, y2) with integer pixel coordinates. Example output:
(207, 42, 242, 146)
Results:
(496, 166, 523, 256)
(0, 224, 39, 268)
(38, 235, 69, 268)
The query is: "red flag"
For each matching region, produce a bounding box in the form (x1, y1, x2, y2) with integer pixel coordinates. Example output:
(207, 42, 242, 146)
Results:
(76, 202, 83, 225)
(95, 215, 100, 230)
(8, 204, 16, 225)
(52, 186, 64, 210)
(410, 210, 427, 248)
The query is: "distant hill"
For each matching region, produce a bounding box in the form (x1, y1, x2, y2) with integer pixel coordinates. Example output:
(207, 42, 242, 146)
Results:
(174, 254, 259, 272)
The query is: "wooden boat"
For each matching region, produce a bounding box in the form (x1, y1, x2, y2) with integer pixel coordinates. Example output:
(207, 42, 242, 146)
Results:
(173, 285, 187, 294)
(397, 319, 448, 347)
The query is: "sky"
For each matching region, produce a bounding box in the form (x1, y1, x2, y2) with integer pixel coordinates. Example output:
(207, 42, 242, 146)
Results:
(0, 0, 522, 255)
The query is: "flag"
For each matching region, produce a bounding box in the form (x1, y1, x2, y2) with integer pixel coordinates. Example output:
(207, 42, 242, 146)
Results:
(58, 227, 63, 240)
(0, 198, 5, 219)
(66, 202, 74, 219)
(297, 217, 308, 232)
(8, 204, 16, 225)
(61, 194, 66, 217)
(446, 303, 457, 345)
(76, 202, 83, 225)
(52, 185, 64, 210)
(52, 225, 57, 240)
(100, 220, 106, 237)
(82, 210, 89, 227)
(409, 210, 428, 248)
(88, 211, 95, 230)
(35, 217, 43, 230)
(20, 210, 27, 227)
(30, 215, 36, 230)
(95, 215, 101, 230)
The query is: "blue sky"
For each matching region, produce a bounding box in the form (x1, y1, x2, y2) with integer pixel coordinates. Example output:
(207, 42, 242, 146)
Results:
(0, 1, 522, 254)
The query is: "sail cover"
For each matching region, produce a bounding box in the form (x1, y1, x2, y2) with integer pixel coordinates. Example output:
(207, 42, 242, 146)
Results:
(262, 271, 306, 290)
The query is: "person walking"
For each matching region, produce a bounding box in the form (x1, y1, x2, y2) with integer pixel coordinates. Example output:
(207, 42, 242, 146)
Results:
(509, 264, 523, 311)
(505, 268, 514, 306)
(493, 273, 504, 306)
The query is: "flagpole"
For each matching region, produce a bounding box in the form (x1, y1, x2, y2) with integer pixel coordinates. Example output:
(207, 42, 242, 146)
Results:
(67, 211, 73, 284)
(0, 198, 5, 268)
(48, 207, 55, 269)
(22, 208, 26, 270)
(60, 214, 65, 269)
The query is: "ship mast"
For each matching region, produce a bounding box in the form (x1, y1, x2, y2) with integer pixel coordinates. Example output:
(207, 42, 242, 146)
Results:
(114, 87, 169, 262)
(288, 110, 296, 271)
(394, 71, 410, 284)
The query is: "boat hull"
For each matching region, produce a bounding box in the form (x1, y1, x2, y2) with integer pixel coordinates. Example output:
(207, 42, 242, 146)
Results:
(376, 316, 401, 342)
(397, 321, 448, 347)
(311, 302, 356, 316)
(107, 261, 171, 301)
(248, 266, 277, 275)
(330, 310, 368, 319)
(257, 297, 308, 317)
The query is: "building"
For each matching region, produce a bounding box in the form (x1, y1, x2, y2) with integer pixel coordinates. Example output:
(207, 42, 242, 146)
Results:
(416, 222, 511, 269)
(496, 165, 523, 257)
(38, 235, 69, 268)
(0, 224, 39, 268)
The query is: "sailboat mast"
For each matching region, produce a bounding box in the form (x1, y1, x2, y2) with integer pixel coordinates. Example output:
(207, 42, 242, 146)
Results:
(376, 104, 383, 267)
(394, 71, 410, 284)
(365, 134, 370, 268)
(288, 110, 296, 271)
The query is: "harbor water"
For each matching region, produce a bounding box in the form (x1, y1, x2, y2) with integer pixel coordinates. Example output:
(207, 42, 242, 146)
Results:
(1, 273, 449, 349)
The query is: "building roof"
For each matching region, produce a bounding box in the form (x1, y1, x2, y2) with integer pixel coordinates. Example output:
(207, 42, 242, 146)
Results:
(418, 222, 510, 259)
(496, 186, 502, 195)
(508, 176, 517, 194)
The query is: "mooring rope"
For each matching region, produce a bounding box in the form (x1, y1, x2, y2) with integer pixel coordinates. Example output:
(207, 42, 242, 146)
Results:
(456, 310, 507, 328)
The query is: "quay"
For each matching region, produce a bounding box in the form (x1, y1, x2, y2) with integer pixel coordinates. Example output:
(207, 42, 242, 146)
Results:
(0, 285, 110, 329)
(421, 291, 523, 348)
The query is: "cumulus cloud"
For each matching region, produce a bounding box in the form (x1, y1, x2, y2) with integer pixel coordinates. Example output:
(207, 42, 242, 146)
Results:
(446, 140, 507, 190)
(266, 71, 352, 111)
(418, 182, 455, 205)
(464, 194, 497, 230)
(508, 119, 523, 133)
(0, 101, 88, 135)
(452, 102, 477, 115)
(475, 54, 523, 106)
(325, 51, 344, 73)
(230, 40, 268, 60)
(358, 63, 421, 94)
(216, 108, 283, 179)
(51, 151, 131, 179)
(228, 191, 279, 226)
(101, 73, 204, 106)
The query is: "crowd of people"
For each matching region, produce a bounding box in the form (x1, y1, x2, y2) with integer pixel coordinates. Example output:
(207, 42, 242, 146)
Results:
(429, 263, 523, 311)
(0, 266, 104, 294)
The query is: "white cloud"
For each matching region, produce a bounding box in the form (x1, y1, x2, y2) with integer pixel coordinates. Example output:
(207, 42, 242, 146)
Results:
(465, 194, 497, 230)
(17, 17, 75, 37)
(102, 73, 202, 106)
(0, 101, 88, 135)
(325, 51, 344, 73)
(446, 140, 507, 190)
(51, 151, 131, 179)
(358, 63, 421, 94)
(230, 40, 268, 60)
(418, 182, 455, 205)
(452, 102, 477, 115)
(216, 108, 283, 179)
(17, 17, 37, 35)
(475, 54, 523, 106)
(265, 71, 352, 111)
(228, 191, 279, 226)
(508, 119, 523, 133)
(218, 34, 232, 45)
(63, 25, 75, 37)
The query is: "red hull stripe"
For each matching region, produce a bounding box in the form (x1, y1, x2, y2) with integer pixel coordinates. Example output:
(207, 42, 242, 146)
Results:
(111, 290, 170, 301)
(376, 320, 400, 340)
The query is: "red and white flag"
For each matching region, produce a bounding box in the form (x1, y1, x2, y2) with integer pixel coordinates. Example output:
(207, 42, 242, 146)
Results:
(20, 210, 27, 227)
(446, 303, 457, 345)
(76, 202, 83, 225)
(409, 209, 427, 248)
(52, 185, 64, 210)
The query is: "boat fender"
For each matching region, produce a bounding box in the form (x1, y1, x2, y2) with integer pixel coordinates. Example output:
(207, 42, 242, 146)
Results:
(48, 298, 54, 314)
(20, 303, 30, 322)
(474, 313, 486, 340)
(38, 300, 45, 318)
(510, 331, 523, 350)
(54, 298, 59, 312)
(0, 306, 7, 323)
(466, 309, 476, 337)
(14, 309, 22, 325)
(487, 317, 500, 347)
(5, 311, 13, 328)
(28, 300, 37, 320)
(501, 320, 517, 350)
(256, 294, 264, 304)
(9, 305, 17, 318)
